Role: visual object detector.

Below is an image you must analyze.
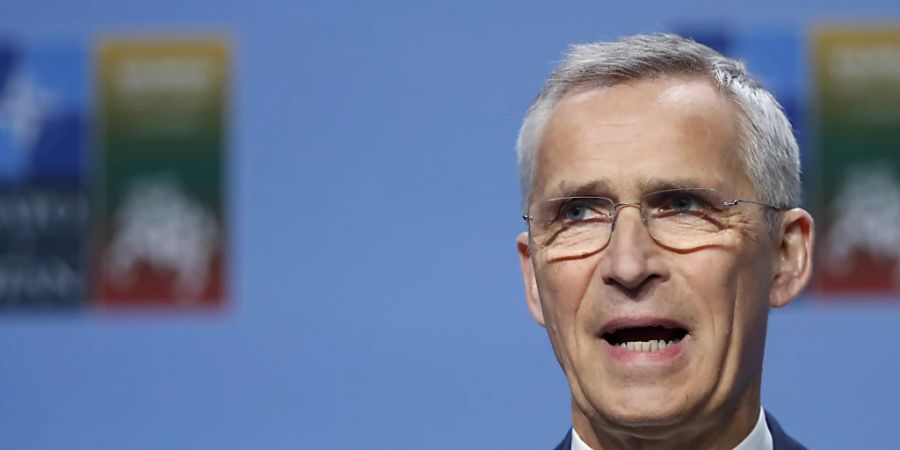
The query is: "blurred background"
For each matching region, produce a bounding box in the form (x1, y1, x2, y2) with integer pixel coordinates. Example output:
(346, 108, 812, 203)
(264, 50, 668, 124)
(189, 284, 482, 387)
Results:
(0, 1, 898, 449)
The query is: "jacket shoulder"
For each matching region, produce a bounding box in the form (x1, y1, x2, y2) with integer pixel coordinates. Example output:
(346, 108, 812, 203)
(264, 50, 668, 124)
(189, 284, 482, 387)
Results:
(553, 429, 572, 450)
(765, 411, 808, 450)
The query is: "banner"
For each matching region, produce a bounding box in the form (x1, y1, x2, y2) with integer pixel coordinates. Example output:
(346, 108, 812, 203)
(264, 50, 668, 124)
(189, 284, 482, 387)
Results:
(0, 40, 88, 309)
(95, 38, 229, 307)
(812, 26, 900, 296)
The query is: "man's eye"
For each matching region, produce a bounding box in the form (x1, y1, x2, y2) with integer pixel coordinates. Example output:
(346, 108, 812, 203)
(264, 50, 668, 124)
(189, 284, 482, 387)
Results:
(654, 193, 711, 215)
(559, 200, 606, 222)
(565, 205, 589, 220)
(670, 195, 702, 212)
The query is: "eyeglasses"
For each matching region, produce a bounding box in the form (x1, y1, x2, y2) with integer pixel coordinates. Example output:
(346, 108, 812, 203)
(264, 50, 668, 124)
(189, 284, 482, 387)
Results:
(523, 188, 783, 259)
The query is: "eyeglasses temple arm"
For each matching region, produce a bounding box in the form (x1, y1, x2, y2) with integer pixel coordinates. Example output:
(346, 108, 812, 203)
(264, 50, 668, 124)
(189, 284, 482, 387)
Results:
(723, 199, 786, 211)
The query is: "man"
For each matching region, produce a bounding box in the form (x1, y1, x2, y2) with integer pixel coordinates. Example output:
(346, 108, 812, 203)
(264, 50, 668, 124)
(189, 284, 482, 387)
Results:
(515, 34, 814, 450)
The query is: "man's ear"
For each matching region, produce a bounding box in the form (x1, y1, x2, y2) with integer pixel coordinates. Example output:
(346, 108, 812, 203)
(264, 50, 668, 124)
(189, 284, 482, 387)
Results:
(770, 208, 815, 308)
(517, 231, 545, 327)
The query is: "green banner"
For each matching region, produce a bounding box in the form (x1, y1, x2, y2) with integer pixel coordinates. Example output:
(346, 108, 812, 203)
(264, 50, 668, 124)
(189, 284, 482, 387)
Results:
(95, 38, 229, 307)
(813, 26, 900, 295)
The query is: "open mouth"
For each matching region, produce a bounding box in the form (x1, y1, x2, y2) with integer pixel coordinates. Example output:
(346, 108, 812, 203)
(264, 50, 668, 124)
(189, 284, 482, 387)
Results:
(602, 325, 689, 353)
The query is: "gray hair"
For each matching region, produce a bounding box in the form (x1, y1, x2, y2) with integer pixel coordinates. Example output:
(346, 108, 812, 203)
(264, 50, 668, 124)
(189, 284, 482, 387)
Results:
(516, 33, 801, 213)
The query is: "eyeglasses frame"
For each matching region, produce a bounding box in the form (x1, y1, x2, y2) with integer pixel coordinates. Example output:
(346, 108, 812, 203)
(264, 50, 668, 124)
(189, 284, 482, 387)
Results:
(521, 188, 786, 250)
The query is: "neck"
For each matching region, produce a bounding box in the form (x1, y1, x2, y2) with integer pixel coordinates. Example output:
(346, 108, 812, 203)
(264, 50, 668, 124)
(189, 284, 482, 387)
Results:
(572, 382, 761, 450)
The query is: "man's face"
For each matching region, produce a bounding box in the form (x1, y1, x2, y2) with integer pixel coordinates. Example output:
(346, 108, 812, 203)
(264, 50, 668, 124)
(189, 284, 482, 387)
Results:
(518, 76, 780, 431)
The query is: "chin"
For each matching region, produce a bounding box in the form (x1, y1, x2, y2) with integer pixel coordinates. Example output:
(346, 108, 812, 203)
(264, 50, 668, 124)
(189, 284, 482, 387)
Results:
(580, 384, 705, 431)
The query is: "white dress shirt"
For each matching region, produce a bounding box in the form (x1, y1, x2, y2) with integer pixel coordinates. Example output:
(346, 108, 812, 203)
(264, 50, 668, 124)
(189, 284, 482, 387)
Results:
(571, 407, 773, 450)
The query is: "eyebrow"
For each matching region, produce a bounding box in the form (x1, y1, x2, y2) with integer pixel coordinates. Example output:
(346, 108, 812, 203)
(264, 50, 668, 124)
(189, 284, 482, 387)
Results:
(547, 179, 614, 199)
(545, 176, 726, 200)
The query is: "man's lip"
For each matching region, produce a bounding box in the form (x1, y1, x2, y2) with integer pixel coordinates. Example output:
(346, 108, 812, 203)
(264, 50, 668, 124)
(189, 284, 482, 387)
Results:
(602, 333, 690, 364)
(598, 317, 690, 336)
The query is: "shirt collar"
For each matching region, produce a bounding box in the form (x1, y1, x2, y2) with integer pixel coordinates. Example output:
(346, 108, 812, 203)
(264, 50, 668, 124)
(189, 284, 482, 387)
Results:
(570, 427, 593, 450)
(733, 407, 774, 450)
(570, 407, 773, 450)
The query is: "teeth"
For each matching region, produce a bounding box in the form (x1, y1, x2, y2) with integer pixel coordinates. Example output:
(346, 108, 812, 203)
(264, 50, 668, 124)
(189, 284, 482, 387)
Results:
(617, 338, 681, 353)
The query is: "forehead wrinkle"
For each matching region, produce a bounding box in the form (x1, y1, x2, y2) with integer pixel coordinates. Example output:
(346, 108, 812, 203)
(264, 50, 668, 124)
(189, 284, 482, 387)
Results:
(541, 175, 731, 202)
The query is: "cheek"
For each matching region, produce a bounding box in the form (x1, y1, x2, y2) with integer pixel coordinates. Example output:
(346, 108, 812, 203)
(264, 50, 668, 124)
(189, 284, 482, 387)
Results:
(678, 250, 742, 336)
(536, 257, 598, 336)
(731, 248, 775, 341)
(679, 243, 773, 369)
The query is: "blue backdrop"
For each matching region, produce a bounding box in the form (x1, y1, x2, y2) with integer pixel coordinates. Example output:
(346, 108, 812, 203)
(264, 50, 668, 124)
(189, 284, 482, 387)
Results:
(0, 1, 898, 449)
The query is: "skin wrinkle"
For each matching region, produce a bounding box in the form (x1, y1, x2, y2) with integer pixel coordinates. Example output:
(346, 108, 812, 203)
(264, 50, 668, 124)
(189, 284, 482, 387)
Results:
(516, 73, 814, 450)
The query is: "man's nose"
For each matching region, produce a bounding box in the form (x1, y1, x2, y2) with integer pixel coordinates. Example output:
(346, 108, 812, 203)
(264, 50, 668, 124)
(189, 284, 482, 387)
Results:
(597, 204, 663, 292)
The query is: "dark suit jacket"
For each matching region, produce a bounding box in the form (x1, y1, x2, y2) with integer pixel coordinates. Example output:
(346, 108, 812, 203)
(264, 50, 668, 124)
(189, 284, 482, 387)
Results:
(553, 412, 806, 450)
